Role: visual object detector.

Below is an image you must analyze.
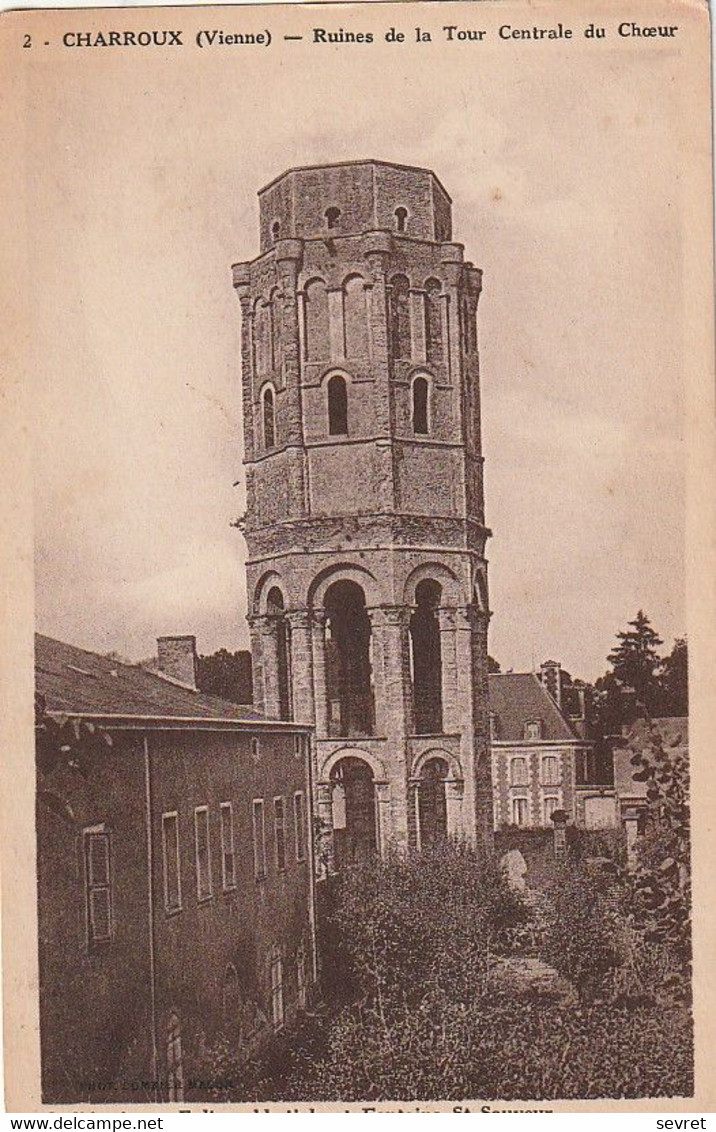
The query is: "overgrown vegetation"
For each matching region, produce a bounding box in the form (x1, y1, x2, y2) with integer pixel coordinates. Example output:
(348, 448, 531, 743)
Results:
(222, 841, 693, 1103)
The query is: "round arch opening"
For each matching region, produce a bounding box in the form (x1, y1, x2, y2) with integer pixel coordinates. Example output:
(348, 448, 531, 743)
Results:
(330, 756, 377, 868)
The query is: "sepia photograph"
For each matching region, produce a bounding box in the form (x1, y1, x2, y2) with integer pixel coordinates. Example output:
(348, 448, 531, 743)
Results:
(2, 0, 714, 1111)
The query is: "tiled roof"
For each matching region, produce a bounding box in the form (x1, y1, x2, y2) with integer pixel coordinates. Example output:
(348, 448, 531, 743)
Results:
(488, 672, 579, 742)
(35, 634, 266, 723)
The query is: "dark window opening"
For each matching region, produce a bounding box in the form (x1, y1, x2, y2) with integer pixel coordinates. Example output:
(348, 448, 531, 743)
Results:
(272, 220, 280, 241)
(410, 579, 443, 734)
(390, 274, 411, 360)
(412, 375, 429, 435)
(395, 206, 408, 233)
(325, 580, 374, 738)
(262, 387, 275, 449)
(267, 586, 291, 721)
(331, 756, 377, 868)
(325, 207, 341, 230)
(418, 757, 449, 849)
(327, 374, 348, 436)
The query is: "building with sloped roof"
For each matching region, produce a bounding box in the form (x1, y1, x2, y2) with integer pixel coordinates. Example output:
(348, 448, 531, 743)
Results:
(36, 633, 316, 1105)
(489, 662, 616, 830)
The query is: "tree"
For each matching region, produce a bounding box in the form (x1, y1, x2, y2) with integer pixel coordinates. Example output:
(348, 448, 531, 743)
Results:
(627, 718, 691, 972)
(196, 648, 253, 704)
(658, 638, 688, 717)
(606, 610, 663, 714)
(35, 692, 113, 820)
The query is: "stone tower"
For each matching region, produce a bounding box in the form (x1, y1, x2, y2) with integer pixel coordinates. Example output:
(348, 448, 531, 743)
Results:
(232, 160, 492, 867)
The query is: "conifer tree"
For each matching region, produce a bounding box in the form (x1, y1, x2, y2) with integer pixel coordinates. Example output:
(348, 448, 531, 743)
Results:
(606, 610, 663, 711)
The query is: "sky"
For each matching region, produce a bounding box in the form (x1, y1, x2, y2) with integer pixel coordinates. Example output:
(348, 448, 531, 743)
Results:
(27, 6, 686, 681)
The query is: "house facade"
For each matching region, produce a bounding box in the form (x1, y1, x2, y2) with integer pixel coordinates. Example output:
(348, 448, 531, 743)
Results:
(36, 633, 315, 1105)
(489, 664, 615, 829)
(231, 160, 493, 864)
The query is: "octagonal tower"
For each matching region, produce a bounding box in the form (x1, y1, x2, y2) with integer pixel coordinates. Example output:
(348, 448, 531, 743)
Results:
(232, 159, 492, 865)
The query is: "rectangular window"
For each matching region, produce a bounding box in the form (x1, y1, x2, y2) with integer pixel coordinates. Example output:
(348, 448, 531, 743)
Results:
(219, 802, 236, 890)
(162, 812, 182, 913)
(512, 797, 529, 826)
(84, 828, 112, 945)
(252, 799, 266, 880)
(510, 757, 528, 786)
(274, 796, 286, 872)
(270, 952, 284, 1030)
(541, 755, 560, 786)
(543, 795, 560, 825)
(524, 720, 543, 741)
(194, 806, 212, 901)
(293, 791, 306, 862)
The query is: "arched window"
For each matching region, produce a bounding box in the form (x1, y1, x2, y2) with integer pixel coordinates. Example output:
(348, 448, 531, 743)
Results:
(418, 757, 449, 848)
(325, 206, 341, 230)
(262, 386, 275, 449)
(222, 964, 242, 1031)
(395, 206, 408, 233)
(271, 220, 281, 241)
(343, 275, 368, 358)
(410, 580, 443, 734)
(305, 278, 329, 362)
(267, 586, 291, 721)
(412, 374, 429, 435)
(425, 278, 443, 364)
(167, 1012, 184, 1103)
(390, 274, 411, 360)
(330, 756, 377, 867)
(269, 948, 284, 1031)
(327, 374, 348, 436)
(324, 581, 374, 737)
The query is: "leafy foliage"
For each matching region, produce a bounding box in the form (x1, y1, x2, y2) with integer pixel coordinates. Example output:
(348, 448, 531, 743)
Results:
(282, 997, 692, 1102)
(321, 844, 527, 1017)
(542, 864, 624, 999)
(627, 719, 691, 967)
(196, 648, 253, 705)
(35, 692, 113, 819)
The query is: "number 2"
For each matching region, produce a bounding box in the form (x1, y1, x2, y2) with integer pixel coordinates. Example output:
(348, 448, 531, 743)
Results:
(23, 34, 31, 48)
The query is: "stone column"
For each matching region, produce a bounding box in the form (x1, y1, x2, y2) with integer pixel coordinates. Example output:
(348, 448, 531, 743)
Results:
(624, 806, 640, 871)
(232, 273, 256, 463)
(250, 615, 281, 720)
(437, 607, 458, 733)
(445, 778, 465, 841)
(409, 288, 427, 363)
(409, 778, 422, 851)
(374, 780, 392, 859)
(310, 610, 329, 740)
(327, 288, 345, 361)
(369, 606, 412, 853)
(286, 610, 315, 726)
(440, 293, 451, 381)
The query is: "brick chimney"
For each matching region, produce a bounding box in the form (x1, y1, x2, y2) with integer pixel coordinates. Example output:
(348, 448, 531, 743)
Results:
(156, 636, 198, 689)
(540, 659, 562, 708)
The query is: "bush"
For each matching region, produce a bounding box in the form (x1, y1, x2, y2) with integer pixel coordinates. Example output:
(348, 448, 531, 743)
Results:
(541, 864, 626, 1001)
(321, 844, 527, 1015)
(280, 997, 693, 1101)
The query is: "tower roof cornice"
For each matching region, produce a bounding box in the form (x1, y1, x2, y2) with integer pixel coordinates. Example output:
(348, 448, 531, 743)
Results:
(258, 159, 452, 204)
